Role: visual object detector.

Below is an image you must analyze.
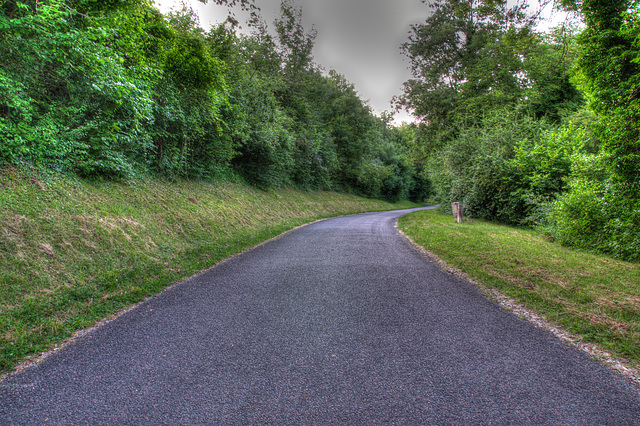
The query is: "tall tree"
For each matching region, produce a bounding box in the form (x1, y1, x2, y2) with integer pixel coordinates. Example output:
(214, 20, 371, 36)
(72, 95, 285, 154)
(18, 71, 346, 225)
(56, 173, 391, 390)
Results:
(577, 0, 640, 192)
(274, 0, 316, 78)
(520, 24, 584, 121)
(397, 0, 537, 128)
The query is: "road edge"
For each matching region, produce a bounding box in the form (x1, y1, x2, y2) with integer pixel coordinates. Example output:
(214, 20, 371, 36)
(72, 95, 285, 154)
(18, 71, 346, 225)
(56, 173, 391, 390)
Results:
(395, 221, 640, 390)
(0, 217, 331, 382)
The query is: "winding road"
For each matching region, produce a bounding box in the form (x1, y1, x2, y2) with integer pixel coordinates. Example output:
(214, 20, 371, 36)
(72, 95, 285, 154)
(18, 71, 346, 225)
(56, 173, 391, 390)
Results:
(1, 208, 639, 424)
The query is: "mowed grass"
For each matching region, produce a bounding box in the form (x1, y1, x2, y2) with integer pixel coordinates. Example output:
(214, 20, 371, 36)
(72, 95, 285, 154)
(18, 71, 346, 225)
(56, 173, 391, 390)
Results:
(0, 168, 415, 373)
(398, 209, 640, 365)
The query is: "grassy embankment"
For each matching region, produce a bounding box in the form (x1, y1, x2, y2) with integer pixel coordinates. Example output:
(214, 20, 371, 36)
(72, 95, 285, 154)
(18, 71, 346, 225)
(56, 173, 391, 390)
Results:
(0, 168, 418, 373)
(398, 209, 640, 368)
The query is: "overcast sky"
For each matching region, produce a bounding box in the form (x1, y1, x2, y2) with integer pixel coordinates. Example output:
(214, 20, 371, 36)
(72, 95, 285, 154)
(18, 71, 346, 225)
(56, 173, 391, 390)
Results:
(153, 0, 566, 124)
(153, 0, 430, 123)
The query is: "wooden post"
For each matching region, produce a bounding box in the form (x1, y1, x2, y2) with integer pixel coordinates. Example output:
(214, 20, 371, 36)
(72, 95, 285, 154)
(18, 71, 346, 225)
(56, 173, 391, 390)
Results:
(452, 202, 463, 223)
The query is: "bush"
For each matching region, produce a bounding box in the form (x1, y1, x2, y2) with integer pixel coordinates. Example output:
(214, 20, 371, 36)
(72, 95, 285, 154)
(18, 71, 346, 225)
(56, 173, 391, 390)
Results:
(429, 112, 555, 224)
(547, 152, 640, 262)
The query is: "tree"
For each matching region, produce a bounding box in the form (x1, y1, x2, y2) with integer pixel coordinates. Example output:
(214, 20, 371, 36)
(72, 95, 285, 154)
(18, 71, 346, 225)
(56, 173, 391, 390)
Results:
(577, 0, 640, 191)
(272, 0, 317, 127)
(396, 0, 538, 128)
(544, 0, 640, 261)
(0, 0, 159, 177)
(274, 0, 316, 78)
(519, 24, 584, 121)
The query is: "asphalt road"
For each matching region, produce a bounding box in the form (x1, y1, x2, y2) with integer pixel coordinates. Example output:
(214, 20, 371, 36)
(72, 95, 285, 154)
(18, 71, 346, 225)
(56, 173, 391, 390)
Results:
(1, 208, 639, 424)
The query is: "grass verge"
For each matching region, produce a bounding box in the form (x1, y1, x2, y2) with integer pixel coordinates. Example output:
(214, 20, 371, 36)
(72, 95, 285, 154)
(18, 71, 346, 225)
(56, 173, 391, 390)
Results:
(397, 209, 640, 367)
(0, 168, 418, 373)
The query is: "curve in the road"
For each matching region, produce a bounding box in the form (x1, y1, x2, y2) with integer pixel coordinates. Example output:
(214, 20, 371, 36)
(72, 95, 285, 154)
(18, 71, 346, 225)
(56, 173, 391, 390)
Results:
(1, 207, 639, 424)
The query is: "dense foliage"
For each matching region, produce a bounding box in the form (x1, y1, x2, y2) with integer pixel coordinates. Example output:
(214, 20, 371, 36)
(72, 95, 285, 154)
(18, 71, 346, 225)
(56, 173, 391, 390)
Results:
(4, 0, 639, 259)
(546, 0, 640, 260)
(398, 0, 640, 261)
(0, 0, 427, 202)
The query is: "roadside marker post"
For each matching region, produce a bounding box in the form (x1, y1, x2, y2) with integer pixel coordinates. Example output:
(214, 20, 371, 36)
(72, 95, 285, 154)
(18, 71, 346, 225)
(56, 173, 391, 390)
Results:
(452, 202, 463, 223)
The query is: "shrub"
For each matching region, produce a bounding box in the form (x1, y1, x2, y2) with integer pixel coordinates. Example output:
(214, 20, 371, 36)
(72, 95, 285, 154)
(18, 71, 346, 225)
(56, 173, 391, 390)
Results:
(547, 152, 640, 262)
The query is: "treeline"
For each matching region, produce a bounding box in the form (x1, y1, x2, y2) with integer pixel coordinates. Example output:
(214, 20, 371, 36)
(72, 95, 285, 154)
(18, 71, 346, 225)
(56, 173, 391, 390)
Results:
(0, 0, 428, 202)
(398, 0, 639, 261)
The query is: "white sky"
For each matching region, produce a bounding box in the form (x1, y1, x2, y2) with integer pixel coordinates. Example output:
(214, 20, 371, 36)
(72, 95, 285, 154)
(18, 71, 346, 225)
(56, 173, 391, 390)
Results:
(153, 0, 573, 125)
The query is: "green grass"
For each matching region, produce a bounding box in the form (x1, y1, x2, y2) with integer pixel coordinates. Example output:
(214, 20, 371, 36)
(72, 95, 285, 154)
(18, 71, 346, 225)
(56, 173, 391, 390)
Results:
(398, 208, 640, 365)
(0, 167, 420, 373)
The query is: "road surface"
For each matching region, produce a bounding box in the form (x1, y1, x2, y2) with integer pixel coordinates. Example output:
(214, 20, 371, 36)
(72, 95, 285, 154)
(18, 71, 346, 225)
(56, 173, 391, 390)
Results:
(1, 208, 639, 424)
